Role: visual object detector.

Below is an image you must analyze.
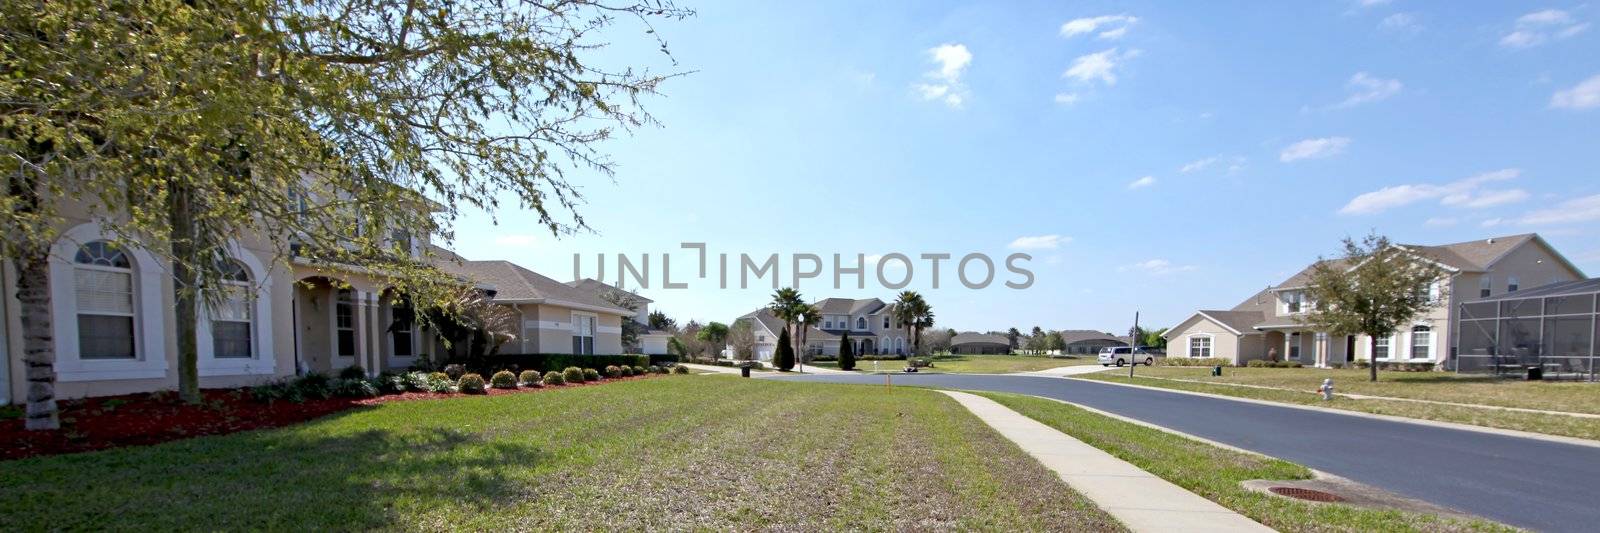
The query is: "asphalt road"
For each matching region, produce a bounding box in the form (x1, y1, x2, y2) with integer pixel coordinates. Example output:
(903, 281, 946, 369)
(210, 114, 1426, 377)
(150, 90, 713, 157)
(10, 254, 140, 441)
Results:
(773, 372, 1600, 532)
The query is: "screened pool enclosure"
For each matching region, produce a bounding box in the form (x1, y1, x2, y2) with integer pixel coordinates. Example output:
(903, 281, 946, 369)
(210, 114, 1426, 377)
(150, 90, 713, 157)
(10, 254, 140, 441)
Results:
(1456, 278, 1598, 380)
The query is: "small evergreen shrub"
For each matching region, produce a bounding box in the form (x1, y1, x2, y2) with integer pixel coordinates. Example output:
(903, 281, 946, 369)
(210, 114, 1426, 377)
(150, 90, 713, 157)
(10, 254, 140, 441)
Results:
(293, 372, 334, 399)
(1161, 357, 1231, 367)
(443, 364, 467, 380)
(379, 372, 409, 394)
(490, 370, 519, 389)
(333, 378, 379, 398)
(647, 365, 662, 374)
(429, 371, 450, 382)
(632, 365, 647, 375)
(519, 370, 542, 386)
(543, 370, 566, 386)
(405, 371, 430, 391)
(672, 365, 690, 374)
(562, 366, 585, 384)
(605, 365, 622, 378)
(425, 374, 455, 393)
(582, 368, 600, 382)
(457, 373, 487, 394)
(620, 366, 634, 377)
(338, 366, 367, 380)
(251, 381, 301, 403)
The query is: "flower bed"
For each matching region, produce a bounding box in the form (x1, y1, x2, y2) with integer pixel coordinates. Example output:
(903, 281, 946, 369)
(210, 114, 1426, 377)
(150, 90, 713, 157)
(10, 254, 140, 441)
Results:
(0, 373, 659, 461)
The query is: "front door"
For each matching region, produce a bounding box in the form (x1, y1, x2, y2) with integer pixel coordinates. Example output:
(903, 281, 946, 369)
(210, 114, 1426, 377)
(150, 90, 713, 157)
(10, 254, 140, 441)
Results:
(1345, 336, 1356, 363)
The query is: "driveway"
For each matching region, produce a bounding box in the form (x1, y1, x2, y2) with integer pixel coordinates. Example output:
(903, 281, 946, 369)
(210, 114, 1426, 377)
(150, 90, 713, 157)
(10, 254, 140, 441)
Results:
(773, 373, 1600, 533)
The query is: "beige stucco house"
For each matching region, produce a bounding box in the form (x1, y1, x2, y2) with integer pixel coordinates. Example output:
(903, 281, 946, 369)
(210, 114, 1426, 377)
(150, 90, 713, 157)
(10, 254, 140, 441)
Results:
(1163, 234, 1585, 368)
(565, 278, 670, 355)
(434, 262, 635, 356)
(737, 297, 912, 361)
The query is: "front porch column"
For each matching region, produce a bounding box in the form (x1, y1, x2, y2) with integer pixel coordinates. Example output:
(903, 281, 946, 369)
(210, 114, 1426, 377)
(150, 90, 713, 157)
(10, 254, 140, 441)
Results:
(355, 289, 372, 376)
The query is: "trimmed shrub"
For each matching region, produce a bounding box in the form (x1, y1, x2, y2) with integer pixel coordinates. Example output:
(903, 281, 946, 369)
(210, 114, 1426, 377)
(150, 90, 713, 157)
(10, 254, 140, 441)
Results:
(443, 364, 467, 380)
(632, 365, 647, 376)
(466, 354, 653, 375)
(543, 370, 566, 386)
(605, 365, 623, 378)
(773, 328, 795, 371)
(425, 374, 455, 393)
(583, 368, 601, 382)
(519, 370, 542, 386)
(293, 372, 334, 399)
(647, 365, 662, 374)
(428, 371, 450, 383)
(333, 378, 379, 398)
(338, 366, 367, 380)
(250, 381, 300, 403)
(490, 370, 519, 389)
(378, 372, 409, 394)
(405, 371, 430, 391)
(1246, 360, 1270, 368)
(562, 366, 585, 384)
(620, 366, 635, 377)
(457, 373, 487, 394)
(1161, 357, 1231, 367)
(673, 365, 690, 375)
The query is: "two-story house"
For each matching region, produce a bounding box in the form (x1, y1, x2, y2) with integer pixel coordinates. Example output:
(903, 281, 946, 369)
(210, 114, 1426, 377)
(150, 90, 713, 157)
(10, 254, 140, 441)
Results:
(1162, 234, 1585, 368)
(735, 297, 911, 361)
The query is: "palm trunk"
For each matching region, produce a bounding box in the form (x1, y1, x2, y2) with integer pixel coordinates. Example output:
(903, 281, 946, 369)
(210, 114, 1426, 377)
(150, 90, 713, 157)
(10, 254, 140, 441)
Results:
(168, 180, 201, 404)
(14, 252, 59, 430)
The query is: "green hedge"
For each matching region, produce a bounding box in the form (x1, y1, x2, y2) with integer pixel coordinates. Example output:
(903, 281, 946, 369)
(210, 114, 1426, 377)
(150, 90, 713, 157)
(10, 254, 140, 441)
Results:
(1159, 357, 1232, 367)
(471, 354, 650, 375)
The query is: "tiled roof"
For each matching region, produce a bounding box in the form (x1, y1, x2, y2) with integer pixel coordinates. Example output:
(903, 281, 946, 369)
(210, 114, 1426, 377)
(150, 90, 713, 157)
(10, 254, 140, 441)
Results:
(952, 332, 1010, 345)
(436, 260, 632, 315)
(1403, 234, 1535, 272)
(814, 297, 887, 315)
(565, 278, 654, 303)
(1058, 330, 1123, 344)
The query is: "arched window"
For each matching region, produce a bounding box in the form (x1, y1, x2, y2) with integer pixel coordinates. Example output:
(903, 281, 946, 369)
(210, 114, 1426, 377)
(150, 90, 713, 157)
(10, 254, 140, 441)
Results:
(74, 242, 136, 359)
(856, 317, 866, 330)
(211, 261, 253, 358)
(1410, 325, 1431, 360)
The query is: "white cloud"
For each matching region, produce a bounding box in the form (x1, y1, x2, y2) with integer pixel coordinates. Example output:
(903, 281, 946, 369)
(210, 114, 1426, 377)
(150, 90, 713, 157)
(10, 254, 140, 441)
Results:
(1279, 137, 1351, 162)
(1127, 175, 1156, 189)
(1335, 72, 1402, 108)
(1009, 235, 1071, 250)
(1518, 194, 1600, 225)
(1501, 9, 1587, 48)
(1122, 259, 1197, 276)
(494, 234, 540, 246)
(1380, 13, 1421, 32)
(1179, 156, 1219, 173)
(1480, 218, 1505, 228)
(1424, 217, 1458, 228)
(1551, 74, 1600, 110)
(1060, 15, 1139, 39)
(1338, 168, 1525, 215)
(1358, 0, 1392, 6)
(1053, 92, 1081, 105)
(915, 44, 972, 108)
(1064, 48, 1139, 86)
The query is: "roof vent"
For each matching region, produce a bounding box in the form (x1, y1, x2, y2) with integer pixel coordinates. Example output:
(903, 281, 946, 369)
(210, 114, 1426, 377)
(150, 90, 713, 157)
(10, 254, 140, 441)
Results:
(1486, 238, 1495, 244)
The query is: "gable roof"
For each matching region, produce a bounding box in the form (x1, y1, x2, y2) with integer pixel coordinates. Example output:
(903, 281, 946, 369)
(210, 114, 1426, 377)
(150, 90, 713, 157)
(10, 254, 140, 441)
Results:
(1058, 330, 1124, 344)
(565, 278, 654, 304)
(436, 260, 633, 316)
(813, 297, 887, 315)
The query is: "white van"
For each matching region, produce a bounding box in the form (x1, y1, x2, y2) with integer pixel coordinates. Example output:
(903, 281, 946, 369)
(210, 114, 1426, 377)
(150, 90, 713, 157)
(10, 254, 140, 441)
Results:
(1098, 346, 1155, 367)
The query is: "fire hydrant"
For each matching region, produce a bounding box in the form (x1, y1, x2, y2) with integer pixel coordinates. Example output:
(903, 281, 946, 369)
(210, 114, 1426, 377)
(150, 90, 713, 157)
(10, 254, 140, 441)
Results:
(1318, 378, 1334, 401)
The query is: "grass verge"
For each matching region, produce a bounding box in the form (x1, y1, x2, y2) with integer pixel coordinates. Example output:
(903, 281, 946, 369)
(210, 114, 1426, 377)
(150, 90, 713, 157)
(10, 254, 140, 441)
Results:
(973, 391, 1512, 533)
(1076, 372, 1600, 441)
(0, 377, 1122, 531)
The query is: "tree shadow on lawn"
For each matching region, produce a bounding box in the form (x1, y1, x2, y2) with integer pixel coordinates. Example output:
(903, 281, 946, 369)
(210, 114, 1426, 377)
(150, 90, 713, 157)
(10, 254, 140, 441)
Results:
(0, 412, 551, 531)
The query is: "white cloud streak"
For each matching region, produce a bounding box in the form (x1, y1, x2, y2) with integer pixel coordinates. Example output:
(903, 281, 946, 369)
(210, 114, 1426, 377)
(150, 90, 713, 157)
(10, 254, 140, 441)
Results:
(1551, 74, 1600, 110)
(1336, 72, 1402, 108)
(1060, 15, 1139, 39)
(1501, 9, 1588, 48)
(1518, 194, 1600, 225)
(1127, 175, 1156, 189)
(1279, 137, 1351, 162)
(1009, 235, 1072, 250)
(1338, 168, 1526, 215)
(1064, 48, 1140, 86)
(914, 44, 973, 108)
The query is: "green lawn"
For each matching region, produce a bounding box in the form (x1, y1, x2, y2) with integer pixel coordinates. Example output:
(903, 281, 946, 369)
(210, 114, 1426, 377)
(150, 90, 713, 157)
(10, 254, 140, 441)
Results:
(975, 392, 1511, 533)
(0, 377, 1121, 531)
(1077, 369, 1600, 441)
(811, 354, 1097, 374)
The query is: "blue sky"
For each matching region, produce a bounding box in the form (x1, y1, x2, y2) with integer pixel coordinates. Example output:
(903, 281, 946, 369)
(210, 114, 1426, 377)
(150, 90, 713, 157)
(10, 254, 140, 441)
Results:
(447, 0, 1600, 333)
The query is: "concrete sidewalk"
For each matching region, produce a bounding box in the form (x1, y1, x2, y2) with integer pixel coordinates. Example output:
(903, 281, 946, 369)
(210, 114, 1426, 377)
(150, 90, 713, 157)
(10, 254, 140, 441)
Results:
(939, 391, 1273, 533)
(1023, 364, 1117, 377)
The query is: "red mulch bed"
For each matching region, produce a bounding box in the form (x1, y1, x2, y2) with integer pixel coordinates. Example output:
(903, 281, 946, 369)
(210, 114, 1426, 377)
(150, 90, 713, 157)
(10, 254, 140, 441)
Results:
(0, 375, 656, 461)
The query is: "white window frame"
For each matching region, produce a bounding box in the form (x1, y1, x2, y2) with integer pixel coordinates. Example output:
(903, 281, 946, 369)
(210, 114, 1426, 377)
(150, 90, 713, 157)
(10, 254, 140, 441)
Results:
(196, 247, 276, 376)
(571, 311, 596, 354)
(1507, 275, 1520, 293)
(388, 300, 418, 363)
(1288, 332, 1302, 359)
(1187, 334, 1213, 358)
(1374, 335, 1392, 360)
(48, 224, 168, 381)
(1409, 325, 1432, 360)
(1479, 275, 1493, 298)
(334, 288, 357, 359)
(1283, 291, 1305, 314)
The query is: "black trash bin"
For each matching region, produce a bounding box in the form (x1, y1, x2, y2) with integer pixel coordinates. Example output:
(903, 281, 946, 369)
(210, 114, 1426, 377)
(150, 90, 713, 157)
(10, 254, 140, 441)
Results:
(741, 366, 751, 378)
(1211, 365, 1223, 377)
(1526, 366, 1542, 381)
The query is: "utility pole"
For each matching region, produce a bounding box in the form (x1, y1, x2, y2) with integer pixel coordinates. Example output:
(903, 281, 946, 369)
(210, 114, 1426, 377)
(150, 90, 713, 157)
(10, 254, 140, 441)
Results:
(1128, 311, 1140, 379)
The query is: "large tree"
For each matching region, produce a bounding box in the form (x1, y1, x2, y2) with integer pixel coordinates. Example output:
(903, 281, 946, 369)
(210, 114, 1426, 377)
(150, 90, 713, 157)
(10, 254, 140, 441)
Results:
(2, 0, 691, 426)
(891, 291, 933, 356)
(768, 288, 804, 357)
(726, 319, 756, 361)
(838, 331, 855, 371)
(1300, 233, 1445, 382)
(696, 321, 729, 360)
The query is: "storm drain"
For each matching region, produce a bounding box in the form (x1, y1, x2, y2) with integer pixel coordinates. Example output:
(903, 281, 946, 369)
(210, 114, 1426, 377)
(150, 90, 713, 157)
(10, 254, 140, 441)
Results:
(1268, 486, 1346, 502)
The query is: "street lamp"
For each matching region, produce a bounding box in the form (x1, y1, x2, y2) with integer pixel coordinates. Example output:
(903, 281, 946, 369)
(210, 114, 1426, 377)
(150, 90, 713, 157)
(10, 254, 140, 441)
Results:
(796, 314, 807, 374)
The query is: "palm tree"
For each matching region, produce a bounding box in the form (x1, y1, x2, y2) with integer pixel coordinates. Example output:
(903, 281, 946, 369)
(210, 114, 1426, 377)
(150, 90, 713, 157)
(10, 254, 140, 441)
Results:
(892, 291, 934, 356)
(796, 304, 821, 362)
(768, 288, 805, 358)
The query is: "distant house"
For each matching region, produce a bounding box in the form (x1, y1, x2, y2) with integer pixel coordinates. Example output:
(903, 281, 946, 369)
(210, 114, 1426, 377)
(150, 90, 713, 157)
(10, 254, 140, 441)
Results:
(950, 332, 1011, 354)
(565, 278, 670, 355)
(1163, 234, 1584, 367)
(435, 262, 635, 355)
(1058, 330, 1128, 355)
(735, 297, 910, 361)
